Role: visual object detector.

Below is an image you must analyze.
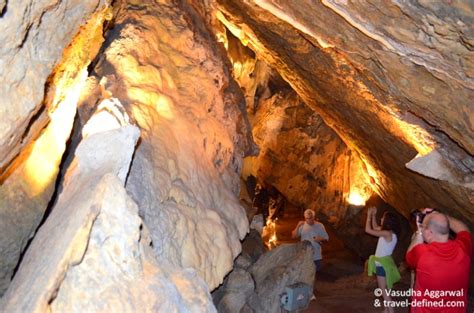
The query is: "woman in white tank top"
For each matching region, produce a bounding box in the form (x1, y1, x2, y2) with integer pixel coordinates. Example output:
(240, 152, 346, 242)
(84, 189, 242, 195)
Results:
(365, 207, 401, 313)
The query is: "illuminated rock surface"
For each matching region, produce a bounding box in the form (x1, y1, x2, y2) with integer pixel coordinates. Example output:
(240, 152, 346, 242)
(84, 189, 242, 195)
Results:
(0, 8, 111, 294)
(2, 107, 216, 312)
(0, 0, 111, 172)
(216, 0, 473, 221)
(0, 0, 473, 310)
(89, 0, 252, 291)
(246, 90, 371, 220)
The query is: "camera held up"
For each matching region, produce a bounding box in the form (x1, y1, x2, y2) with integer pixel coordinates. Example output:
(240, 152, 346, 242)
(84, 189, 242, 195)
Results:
(410, 208, 436, 224)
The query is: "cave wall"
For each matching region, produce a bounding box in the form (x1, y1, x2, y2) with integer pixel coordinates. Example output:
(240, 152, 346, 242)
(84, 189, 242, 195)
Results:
(1, 107, 216, 311)
(91, 0, 252, 290)
(217, 28, 373, 220)
(0, 5, 112, 294)
(247, 91, 371, 221)
(0, 0, 111, 173)
(215, 0, 474, 223)
(1, 0, 472, 309)
(0, 0, 254, 308)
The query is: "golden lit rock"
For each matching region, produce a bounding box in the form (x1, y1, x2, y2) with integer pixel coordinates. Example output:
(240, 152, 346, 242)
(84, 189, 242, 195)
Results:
(0, 6, 112, 295)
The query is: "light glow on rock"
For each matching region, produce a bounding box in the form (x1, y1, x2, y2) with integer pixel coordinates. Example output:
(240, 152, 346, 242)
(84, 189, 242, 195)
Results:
(347, 190, 366, 206)
(391, 115, 435, 157)
(262, 217, 277, 249)
(24, 69, 88, 197)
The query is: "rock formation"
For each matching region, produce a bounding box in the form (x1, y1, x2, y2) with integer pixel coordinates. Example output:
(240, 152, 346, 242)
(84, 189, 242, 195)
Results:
(0, 0, 472, 310)
(215, 0, 473, 222)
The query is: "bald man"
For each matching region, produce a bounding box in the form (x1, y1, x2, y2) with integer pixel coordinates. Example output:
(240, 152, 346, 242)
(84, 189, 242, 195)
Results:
(406, 210, 471, 313)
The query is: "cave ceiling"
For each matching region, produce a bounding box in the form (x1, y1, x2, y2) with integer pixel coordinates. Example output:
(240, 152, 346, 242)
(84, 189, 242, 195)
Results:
(212, 0, 473, 222)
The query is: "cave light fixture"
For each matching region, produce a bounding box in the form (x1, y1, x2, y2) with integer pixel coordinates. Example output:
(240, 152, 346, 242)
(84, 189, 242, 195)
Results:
(347, 189, 366, 206)
(262, 217, 278, 250)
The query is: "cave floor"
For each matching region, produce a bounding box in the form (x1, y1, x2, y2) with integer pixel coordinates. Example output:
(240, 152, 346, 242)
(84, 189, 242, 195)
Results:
(272, 209, 412, 313)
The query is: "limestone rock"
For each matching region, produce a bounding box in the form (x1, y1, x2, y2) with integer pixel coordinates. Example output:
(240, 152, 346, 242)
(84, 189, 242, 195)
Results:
(216, 269, 255, 313)
(2, 105, 217, 312)
(247, 242, 315, 313)
(0, 4, 113, 294)
(0, 0, 111, 173)
(406, 149, 473, 188)
(216, 0, 474, 222)
(241, 229, 266, 264)
(243, 90, 366, 221)
(92, 0, 252, 290)
(0, 103, 140, 312)
(49, 175, 215, 313)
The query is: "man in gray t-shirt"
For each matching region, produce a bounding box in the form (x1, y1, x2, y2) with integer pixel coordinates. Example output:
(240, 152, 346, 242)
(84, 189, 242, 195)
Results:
(292, 209, 329, 272)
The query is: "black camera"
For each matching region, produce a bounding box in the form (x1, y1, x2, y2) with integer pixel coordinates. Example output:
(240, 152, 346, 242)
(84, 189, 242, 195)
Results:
(410, 209, 436, 224)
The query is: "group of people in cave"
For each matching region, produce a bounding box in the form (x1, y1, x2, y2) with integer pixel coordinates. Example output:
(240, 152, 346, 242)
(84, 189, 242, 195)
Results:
(291, 203, 471, 313)
(248, 176, 470, 312)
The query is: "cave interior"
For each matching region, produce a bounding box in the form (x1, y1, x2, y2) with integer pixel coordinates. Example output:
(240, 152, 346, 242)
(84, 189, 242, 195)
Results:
(0, 0, 472, 312)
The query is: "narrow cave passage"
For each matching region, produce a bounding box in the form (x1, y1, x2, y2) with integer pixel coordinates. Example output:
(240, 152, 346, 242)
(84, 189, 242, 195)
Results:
(215, 25, 418, 311)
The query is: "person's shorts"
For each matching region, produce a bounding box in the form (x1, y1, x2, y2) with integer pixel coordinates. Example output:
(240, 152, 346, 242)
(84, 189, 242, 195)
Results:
(314, 259, 322, 272)
(375, 265, 386, 277)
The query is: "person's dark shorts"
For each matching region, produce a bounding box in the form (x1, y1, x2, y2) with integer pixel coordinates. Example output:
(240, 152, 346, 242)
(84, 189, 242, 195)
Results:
(314, 259, 322, 272)
(375, 265, 386, 277)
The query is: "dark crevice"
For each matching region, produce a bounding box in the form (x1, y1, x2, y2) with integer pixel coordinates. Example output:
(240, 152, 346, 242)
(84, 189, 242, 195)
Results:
(19, 104, 47, 143)
(18, 23, 32, 49)
(0, 0, 7, 17)
(87, 4, 120, 75)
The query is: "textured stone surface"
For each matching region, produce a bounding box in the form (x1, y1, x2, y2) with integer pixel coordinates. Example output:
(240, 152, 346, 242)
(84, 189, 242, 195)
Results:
(245, 90, 372, 220)
(215, 268, 255, 313)
(216, 0, 474, 222)
(2, 105, 217, 312)
(0, 8, 111, 295)
(91, 0, 253, 291)
(0, 0, 111, 173)
(247, 242, 315, 313)
(213, 240, 314, 313)
(220, 31, 374, 224)
(50, 175, 215, 313)
(1, 106, 140, 311)
(0, 77, 79, 294)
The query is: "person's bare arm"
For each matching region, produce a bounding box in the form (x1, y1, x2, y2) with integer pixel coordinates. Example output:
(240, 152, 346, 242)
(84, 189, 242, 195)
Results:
(407, 230, 424, 252)
(292, 221, 304, 239)
(447, 215, 470, 234)
(365, 207, 392, 240)
(371, 211, 381, 230)
(365, 209, 373, 234)
(407, 213, 425, 253)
